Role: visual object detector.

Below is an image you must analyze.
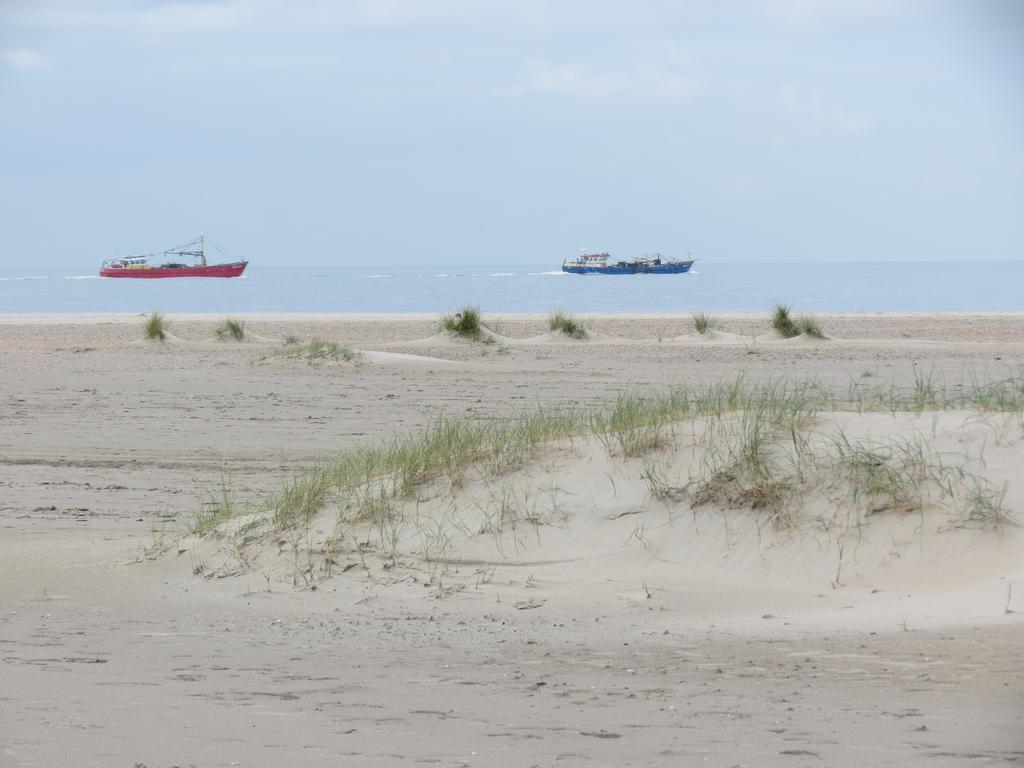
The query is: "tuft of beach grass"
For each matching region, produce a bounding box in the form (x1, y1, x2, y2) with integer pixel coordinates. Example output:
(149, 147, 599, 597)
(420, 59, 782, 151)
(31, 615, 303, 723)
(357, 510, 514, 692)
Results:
(771, 304, 800, 338)
(548, 310, 588, 339)
(772, 305, 826, 339)
(215, 317, 246, 341)
(143, 311, 167, 341)
(798, 315, 826, 339)
(269, 339, 359, 362)
(440, 305, 485, 339)
(959, 479, 1015, 529)
(193, 468, 238, 535)
(692, 311, 718, 335)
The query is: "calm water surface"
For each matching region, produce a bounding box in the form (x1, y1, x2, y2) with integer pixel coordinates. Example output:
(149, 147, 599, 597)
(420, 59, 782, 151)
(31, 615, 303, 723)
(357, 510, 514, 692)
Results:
(1, 262, 1021, 314)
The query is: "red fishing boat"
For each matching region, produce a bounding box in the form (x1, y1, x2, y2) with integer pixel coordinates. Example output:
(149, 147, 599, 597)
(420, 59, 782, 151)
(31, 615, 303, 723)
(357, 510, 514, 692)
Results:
(100, 234, 248, 278)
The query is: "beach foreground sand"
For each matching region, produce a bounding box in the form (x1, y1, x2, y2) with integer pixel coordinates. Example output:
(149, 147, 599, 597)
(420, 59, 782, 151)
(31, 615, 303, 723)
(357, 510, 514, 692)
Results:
(1, 314, 1022, 767)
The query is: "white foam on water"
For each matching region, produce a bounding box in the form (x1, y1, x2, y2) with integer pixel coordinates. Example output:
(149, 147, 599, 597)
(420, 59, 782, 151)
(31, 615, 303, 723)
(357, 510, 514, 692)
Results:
(6, 274, 99, 280)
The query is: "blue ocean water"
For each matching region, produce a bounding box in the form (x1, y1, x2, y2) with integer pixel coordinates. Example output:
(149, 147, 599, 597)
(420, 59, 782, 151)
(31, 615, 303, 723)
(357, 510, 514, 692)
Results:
(0, 261, 1021, 314)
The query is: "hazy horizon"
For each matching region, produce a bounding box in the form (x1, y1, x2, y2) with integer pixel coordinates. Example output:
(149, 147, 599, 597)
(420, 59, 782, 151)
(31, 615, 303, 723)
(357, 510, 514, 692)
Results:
(2, 1, 1022, 269)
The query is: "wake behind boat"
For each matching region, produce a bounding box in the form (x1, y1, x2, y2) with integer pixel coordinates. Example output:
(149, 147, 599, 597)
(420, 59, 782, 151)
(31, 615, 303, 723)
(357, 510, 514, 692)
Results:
(100, 234, 247, 278)
(562, 251, 695, 275)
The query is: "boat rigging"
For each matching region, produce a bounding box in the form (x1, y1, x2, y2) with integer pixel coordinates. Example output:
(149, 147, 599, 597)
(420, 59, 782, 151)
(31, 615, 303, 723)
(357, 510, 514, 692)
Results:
(100, 234, 248, 278)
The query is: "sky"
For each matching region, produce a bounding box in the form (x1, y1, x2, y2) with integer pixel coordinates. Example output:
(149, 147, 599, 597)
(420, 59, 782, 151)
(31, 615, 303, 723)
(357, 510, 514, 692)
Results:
(1, 0, 1022, 268)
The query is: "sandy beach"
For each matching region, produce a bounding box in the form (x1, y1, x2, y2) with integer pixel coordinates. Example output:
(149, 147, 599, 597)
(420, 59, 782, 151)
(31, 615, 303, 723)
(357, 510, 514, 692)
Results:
(2, 312, 1023, 767)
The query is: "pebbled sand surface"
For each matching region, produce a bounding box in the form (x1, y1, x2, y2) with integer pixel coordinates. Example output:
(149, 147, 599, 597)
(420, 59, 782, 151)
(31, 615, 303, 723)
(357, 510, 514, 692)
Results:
(1, 313, 1023, 767)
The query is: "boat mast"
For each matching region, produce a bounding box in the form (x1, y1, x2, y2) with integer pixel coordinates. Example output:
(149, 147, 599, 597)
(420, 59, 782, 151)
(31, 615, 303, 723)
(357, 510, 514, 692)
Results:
(198, 232, 207, 267)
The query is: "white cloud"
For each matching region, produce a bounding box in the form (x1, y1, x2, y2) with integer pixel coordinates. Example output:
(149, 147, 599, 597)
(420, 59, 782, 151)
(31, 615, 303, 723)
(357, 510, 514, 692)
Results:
(1, 48, 49, 70)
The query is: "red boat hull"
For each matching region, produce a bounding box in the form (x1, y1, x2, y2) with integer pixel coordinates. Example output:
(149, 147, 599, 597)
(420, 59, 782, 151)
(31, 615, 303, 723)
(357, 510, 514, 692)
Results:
(100, 261, 248, 278)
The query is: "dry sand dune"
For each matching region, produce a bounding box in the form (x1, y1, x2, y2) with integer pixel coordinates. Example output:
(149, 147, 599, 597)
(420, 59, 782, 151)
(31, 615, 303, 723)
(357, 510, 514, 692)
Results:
(191, 405, 1023, 625)
(199, 331, 282, 345)
(1, 313, 1023, 767)
(358, 349, 471, 368)
(671, 328, 752, 342)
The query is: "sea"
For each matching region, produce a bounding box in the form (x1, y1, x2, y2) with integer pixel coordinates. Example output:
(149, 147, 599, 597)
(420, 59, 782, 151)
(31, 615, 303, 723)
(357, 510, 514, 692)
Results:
(0, 261, 1021, 315)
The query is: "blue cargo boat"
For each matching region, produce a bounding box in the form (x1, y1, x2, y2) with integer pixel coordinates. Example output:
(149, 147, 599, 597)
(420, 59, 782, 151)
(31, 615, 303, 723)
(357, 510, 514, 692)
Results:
(562, 252, 695, 275)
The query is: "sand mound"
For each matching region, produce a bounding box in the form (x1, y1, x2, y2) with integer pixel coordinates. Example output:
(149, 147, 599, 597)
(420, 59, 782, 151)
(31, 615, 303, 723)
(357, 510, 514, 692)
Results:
(516, 329, 596, 344)
(133, 331, 188, 345)
(672, 329, 750, 343)
(200, 331, 280, 345)
(753, 330, 832, 344)
(241, 331, 282, 344)
(253, 344, 466, 369)
(781, 332, 832, 345)
(478, 326, 516, 344)
(395, 326, 517, 346)
(189, 406, 1023, 625)
(359, 350, 469, 367)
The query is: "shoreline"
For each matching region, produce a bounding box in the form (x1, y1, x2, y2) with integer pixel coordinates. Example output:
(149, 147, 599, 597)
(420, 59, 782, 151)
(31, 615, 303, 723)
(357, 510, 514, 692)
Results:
(3, 310, 1024, 324)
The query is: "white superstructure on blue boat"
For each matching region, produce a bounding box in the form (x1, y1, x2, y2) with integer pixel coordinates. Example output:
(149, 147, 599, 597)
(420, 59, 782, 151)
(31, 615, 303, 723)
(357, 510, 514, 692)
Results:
(562, 252, 696, 275)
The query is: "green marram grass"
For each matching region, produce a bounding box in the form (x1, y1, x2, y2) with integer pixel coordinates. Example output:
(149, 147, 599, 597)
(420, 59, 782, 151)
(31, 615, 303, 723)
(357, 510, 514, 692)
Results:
(215, 378, 830, 532)
(692, 311, 718, 335)
(827, 432, 935, 516)
(143, 311, 167, 341)
(193, 470, 239, 535)
(772, 304, 826, 339)
(269, 339, 359, 362)
(196, 375, 1024, 549)
(548, 310, 588, 339)
(771, 304, 800, 338)
(798, 315, 826, 339)
(216, 318, 246, 341)
(847, 370, 1024, 414)
(960, 480, 1014, 528)
(440, 305, 485, 339)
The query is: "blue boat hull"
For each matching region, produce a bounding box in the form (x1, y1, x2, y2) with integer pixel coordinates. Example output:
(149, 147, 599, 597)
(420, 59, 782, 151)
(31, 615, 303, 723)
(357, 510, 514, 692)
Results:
(562, 260, 695, 275)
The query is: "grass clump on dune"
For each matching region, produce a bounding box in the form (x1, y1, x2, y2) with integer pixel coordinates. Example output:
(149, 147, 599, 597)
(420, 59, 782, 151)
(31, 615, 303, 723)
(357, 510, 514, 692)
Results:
(828, 433, 934, 516)
(440, 305, 485, 339)
(799, 315, 826, 339)
(216, 317, 246, 341)
(266, 408, 591, 531)
(848, 371, 1024, 414)
(771, 304, 800, 338)
(548, 310, 588, 339)
(143, 311, 167, 341)
(960, 480, 1014, 529)
(772, 304, 826, 339)
(268, 380, 826, 530)
(692, 311, 718, 335)
(195, 374, 1024, 571)
(271, 339, 359, 362)
(193, 470, 238, 536)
